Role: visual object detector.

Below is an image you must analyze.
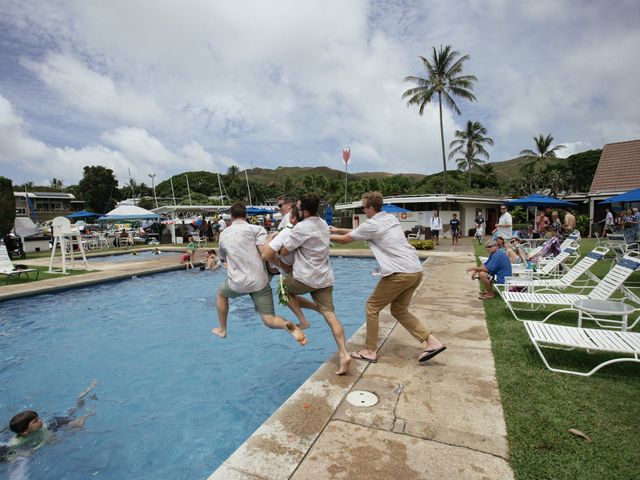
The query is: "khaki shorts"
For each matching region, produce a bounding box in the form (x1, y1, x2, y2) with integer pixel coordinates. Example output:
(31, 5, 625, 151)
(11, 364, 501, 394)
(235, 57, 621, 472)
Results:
(284, 277, 334, 312)
(219, 280, 275, 315)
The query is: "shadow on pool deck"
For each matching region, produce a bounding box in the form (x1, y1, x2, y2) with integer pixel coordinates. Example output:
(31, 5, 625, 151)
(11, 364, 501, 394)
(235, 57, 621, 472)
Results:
(210, 239, 514, 480)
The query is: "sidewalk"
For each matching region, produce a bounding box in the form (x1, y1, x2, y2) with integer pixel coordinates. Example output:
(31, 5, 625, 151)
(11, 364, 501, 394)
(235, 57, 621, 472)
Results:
(211, 239, 514, 479)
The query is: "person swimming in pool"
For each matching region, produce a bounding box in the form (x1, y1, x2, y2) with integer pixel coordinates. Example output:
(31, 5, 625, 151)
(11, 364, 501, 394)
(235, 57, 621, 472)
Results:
(0, 380, 97, 463)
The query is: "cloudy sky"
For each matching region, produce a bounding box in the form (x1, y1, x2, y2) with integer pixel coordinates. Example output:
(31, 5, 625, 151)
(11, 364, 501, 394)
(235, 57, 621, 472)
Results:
(1, 0, 638, 187)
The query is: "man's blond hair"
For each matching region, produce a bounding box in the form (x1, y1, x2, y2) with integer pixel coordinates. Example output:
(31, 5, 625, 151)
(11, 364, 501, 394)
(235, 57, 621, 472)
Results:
(362, 191, 384, 212)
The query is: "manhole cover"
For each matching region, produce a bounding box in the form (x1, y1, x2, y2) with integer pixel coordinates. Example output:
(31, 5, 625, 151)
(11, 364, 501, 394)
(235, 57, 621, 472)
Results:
(346, 390, 378, 407)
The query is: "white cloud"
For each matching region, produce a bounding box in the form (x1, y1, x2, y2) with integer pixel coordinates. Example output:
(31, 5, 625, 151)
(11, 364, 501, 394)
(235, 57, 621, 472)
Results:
(0, 0, 638, 186)
(0, 94, 234, 185)
(21, 52, 164, 126)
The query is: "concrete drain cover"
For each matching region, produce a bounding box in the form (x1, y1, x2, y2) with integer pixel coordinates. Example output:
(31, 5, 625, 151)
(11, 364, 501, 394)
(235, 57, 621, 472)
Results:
(346, 390, 378, 407)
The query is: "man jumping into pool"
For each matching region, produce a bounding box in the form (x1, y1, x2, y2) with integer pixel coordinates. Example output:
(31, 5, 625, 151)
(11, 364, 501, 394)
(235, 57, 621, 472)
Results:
(330, 191, 446, 364)
(211, 202, 308, 346)
(277, 193, 351, 375)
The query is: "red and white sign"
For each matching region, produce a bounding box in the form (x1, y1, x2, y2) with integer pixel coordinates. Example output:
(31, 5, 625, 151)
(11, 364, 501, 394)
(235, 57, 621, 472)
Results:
(342, 147, 351, 164)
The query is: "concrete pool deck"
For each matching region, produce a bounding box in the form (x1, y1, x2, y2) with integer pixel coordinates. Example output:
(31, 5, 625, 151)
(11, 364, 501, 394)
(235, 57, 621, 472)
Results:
(210, 239, 513, 480)
(0, 242, 514, 479)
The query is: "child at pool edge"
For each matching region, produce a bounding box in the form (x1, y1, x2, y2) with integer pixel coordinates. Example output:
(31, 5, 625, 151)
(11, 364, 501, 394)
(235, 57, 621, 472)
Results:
(181, 236, 196, 269)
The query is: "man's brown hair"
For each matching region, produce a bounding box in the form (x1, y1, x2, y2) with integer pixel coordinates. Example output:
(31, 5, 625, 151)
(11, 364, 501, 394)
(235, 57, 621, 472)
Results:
(362, 191, 383, 212)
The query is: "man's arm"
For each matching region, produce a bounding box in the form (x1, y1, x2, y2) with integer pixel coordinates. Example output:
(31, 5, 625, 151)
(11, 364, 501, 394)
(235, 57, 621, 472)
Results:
(330, 233, 356, 245)
(329, 226, 352, 235)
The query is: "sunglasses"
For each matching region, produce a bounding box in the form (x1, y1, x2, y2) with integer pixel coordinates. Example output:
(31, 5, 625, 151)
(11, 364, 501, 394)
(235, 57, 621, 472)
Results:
(277, 203, 286, 208)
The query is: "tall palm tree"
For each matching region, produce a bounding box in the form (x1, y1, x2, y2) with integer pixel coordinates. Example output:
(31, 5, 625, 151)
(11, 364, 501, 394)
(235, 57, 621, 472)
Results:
(448, 120, 493, 188)
(402, 45, 477, 193)
(520, 134, 565, 170)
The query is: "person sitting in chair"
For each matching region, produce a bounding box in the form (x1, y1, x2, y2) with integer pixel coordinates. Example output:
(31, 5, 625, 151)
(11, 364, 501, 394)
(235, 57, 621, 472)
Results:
(466, 240, 512, 300)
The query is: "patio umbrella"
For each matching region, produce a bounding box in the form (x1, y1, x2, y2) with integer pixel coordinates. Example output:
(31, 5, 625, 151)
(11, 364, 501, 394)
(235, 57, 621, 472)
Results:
(382, 204, 411, 213)
(325, 205, 333, 226)
(67, 210, 100, 219)
(506, 193, 577, 208)
(599, 187, 640, 204)
(246, 207, 278, 216)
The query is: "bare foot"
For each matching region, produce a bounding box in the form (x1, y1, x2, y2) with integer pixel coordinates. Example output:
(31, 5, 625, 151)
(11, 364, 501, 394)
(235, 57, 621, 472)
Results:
(211, 327, 227, 338)
(285, 322, 308, 346)
(336, 353, 351, 375)
(297, 319, 310, 330)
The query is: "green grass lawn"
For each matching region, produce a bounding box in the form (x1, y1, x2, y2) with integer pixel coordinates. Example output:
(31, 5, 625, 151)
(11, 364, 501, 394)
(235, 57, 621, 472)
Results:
(1, 265, 89, 287)
(475, 238, 640, 479)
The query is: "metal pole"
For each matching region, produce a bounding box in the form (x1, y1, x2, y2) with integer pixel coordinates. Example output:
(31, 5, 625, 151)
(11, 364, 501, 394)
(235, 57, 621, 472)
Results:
(185, 175, 192, 205)
(170, 177, 177, 206)
(149, 173, 158, 208)
(215, 167, 225, 205)
(344, 163, 348, 203)
(245, 170, 253, 206)
(342, 147, 351, 204)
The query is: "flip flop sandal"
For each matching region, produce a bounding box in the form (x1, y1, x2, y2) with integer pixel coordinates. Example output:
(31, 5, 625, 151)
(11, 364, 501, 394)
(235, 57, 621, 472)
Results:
(351, 351, 378, 363)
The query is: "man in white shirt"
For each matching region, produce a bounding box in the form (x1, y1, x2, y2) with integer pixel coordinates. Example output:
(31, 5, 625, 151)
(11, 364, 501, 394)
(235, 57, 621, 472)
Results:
(331, 192, 446, 364)
(278, 193, 351, 375)
(212, 203, 307, 346)
(492, 204, 512, 239)
(217, 216, 227, 232)
(263, 208, 320, 330)
(276, 194, 296, 231)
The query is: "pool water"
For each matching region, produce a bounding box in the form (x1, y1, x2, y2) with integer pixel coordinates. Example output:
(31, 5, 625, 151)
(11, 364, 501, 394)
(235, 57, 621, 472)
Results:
(88, 250, 180, 263)
(0, 257, 378, 479)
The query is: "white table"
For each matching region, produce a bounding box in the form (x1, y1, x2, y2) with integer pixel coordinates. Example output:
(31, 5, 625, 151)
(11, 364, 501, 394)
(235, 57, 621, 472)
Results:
(573, 299, 635, 331)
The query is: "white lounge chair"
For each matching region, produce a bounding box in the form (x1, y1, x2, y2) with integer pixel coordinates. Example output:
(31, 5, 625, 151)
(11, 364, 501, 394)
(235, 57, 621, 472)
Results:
(0, 242, 39, 284)
(481, 246, 577, 278)
(606, 233, 640, 263)
(191, 232, 205, 248)
(504, 247, 609, 291)
(499, 254, 640, 323)
(524, 321, 640, 376)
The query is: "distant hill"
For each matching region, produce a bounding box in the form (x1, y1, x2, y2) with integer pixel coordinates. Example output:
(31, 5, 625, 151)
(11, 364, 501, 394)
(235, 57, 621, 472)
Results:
(485, 155, 565, 179)
(245, 166, 426, 184)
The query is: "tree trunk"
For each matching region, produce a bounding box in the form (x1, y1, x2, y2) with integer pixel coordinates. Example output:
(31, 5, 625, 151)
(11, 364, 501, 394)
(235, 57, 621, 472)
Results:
(437, 92, 447, 194)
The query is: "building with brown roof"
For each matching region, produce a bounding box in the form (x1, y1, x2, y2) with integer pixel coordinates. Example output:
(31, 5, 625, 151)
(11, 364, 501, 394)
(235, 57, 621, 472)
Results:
(588, 139, 640, 235)
(590, 139, 640, 194)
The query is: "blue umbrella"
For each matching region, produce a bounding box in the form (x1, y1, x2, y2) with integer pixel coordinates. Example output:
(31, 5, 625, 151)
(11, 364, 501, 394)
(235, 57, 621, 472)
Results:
(325, 205, 333, 226)
(382, 204, 411, 213)
(599, 188, 640, 204)
(246, 207, 278, 216)
(67, 210, 100, 219)
(506, 193, 577, 208)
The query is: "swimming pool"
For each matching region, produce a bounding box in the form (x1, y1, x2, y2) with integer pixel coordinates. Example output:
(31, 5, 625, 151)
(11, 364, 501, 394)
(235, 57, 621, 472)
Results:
(0, 257, 378, 479)
(88, 250, 181, 263)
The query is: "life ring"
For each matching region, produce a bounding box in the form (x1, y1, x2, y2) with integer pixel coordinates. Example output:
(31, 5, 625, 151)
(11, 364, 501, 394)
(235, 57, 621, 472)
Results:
(400, 212, 408, 220)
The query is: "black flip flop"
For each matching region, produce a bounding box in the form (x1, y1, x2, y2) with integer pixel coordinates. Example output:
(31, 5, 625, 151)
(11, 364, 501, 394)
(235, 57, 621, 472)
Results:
(418, 346, 447, 363)
(351, 351, 378, 363)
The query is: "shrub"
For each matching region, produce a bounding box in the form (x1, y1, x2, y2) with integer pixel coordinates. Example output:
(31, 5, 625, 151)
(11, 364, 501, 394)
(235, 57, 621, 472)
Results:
(409, 239, 435, 250)
(576, 214, 590, 237)
(0, 176, 15, 238)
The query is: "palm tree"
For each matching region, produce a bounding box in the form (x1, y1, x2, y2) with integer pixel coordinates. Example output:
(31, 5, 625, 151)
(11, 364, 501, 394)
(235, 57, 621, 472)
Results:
(448, 120, 493, 188)
(476, 163, 498, 188)
(520, 134, 565, 171)
(402, 45, 477, 193)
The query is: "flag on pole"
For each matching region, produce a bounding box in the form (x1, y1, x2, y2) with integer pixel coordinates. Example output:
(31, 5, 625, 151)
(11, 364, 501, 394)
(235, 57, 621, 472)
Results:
(342, 147, 351, 164)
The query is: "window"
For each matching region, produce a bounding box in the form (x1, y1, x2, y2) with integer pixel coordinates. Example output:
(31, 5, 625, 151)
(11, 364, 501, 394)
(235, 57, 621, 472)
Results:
(15, 208, 27, 216)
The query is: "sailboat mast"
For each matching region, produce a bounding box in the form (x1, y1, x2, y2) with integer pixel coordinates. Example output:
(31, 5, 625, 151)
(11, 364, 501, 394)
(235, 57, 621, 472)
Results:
(244, 170, 252, 206)
(185, 175, 193, 205)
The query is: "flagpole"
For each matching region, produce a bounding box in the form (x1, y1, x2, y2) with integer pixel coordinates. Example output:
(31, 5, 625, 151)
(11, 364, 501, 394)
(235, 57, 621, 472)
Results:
(342, 147, 351, 203)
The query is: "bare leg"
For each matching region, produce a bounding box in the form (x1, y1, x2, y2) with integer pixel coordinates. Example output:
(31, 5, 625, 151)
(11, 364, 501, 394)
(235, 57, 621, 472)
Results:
(478, 273, 494, 298)
(212, 291, 229, 338)
(285, 295, 311, 330)
(320, 311, 351, 375)
(260, 313, 308, 346)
